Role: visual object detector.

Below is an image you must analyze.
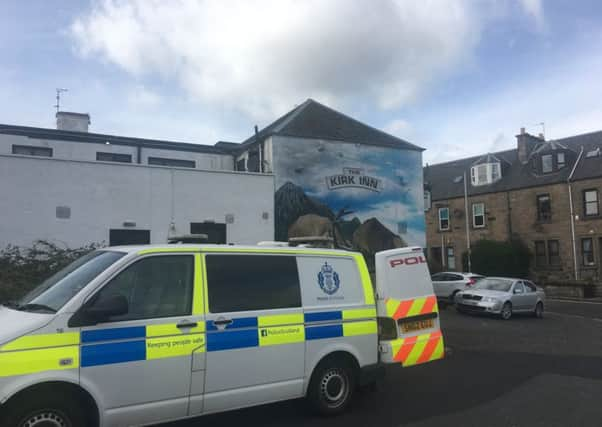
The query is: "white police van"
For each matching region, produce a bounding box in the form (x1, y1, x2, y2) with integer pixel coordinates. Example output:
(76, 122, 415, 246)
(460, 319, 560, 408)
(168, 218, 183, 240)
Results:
(0, 244, 443, 427)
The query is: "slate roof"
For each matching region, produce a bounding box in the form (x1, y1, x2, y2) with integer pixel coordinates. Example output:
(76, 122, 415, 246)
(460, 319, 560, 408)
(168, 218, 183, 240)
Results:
(424, 130, 602, 201)
(0, 124, 228, 155)
(238, 99, 422, 152)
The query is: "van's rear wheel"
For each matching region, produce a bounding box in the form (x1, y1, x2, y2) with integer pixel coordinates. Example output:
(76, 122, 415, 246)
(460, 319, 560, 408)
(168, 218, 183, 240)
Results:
(2, 390, 88, 427)
(307, 357, 356, 416)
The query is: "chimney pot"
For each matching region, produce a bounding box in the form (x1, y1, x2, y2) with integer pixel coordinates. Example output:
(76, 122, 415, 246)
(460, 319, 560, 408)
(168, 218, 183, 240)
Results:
(520, 127, 526, 134)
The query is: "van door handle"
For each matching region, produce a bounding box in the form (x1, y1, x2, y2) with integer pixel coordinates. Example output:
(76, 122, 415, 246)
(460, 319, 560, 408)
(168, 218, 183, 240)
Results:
(213, 319, 233, 326)
(176, 321, 198, 329)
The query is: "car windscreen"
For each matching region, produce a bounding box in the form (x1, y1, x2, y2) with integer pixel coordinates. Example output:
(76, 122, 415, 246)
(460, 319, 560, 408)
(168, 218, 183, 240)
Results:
(16, 250, 125, 313)
(473, 278, 513, 292)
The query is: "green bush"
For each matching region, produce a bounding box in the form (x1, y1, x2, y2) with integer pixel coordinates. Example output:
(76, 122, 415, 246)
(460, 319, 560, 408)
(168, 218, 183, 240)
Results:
(0, 240, 101, 303)
(462, 238, 531, 278)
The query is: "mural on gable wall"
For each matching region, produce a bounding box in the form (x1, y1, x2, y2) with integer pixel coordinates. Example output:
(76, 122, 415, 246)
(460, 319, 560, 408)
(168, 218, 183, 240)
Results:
(272, 137, 426, 269)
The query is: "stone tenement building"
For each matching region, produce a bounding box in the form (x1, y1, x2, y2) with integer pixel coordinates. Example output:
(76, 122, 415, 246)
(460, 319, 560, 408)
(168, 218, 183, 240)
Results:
(423, 128, 602, 284)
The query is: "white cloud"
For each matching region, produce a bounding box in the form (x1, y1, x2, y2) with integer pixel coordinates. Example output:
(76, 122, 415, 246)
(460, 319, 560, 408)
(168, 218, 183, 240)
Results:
(71, 0, 482, 120)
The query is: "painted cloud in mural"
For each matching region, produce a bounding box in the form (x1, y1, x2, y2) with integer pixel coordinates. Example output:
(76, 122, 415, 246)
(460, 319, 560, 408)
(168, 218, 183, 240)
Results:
(273, 136, 425, 248)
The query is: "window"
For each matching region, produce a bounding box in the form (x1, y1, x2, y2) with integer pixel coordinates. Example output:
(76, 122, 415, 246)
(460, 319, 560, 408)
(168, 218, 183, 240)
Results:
(90, 255, 194, 322)
(523, 281, 536, 292)
(547, 240, 560, 266)
(513, 282, 524, 294)
(438, 207, 450, 231)
(206, 255, 301, 312)
(96, 152, 132, 163)
(109, 229, 151, 246)
(477, 165, 487, 184)
(584, 189, 599, 216)
(582, 238, 595, 266)
(446, 247, 455, 270)
(12, 144, 52, 157)
(541, 154, 553, 173)
(557, 152, 565, 169)
(491, 163, 500, 180)
(148, 156, 195, 168)
(536, 194, 551, 221)
(471, 162, 502, 186)
(472, 203, 485, 228)
(534, 241, 546, 267)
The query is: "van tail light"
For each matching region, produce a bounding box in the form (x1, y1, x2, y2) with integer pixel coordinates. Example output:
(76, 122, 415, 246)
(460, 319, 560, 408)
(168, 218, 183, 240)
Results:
(467, 278, 476, 286)
(378, 317, 398, 340)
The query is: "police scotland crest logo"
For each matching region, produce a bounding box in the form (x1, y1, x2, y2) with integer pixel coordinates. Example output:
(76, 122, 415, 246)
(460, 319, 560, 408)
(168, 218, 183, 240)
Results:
(318, 262, 340, 295)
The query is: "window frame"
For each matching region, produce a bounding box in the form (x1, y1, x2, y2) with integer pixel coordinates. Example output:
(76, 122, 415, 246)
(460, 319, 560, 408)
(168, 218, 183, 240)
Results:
(12, 144, 53, 157)
(557, 152, 566, 169)
(547, 240, 560, 266)
(96, 152, 133, 163)
(205, 253, 302, 313)
(85, 253, 195, 323)
(541, 154, 553, 173)
(438, 207, 450, 231)
(472, 202, 485, 228)
(536, 194, 552, 222)
(583, 189, 599, 217)
(446, 246, 455, 270)
(581, 238, 595, 266)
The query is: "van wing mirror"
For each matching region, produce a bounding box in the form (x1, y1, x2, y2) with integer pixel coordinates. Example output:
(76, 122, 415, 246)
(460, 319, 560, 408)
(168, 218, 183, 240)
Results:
(69, 294, 129, 327)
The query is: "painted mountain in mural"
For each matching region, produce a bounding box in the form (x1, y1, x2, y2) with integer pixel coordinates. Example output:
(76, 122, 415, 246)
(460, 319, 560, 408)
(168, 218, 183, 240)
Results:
(274, 181, 333, 241)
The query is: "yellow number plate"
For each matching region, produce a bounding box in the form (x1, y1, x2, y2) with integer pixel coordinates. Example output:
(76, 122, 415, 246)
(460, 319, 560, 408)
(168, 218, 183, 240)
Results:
(400, 319, 434, 334)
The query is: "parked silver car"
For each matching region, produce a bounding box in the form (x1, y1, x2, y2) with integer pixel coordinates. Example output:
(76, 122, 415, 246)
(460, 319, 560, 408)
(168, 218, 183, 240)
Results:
(431, 272, 484, 305)
(455, 277, 545, 320)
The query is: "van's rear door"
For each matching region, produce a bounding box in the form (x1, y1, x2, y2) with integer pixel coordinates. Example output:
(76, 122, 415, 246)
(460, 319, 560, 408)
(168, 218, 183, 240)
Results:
(375, 247, 444, 367)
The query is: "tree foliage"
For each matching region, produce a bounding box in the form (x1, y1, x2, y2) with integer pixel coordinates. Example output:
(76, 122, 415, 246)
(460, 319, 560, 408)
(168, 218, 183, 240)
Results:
(463, 239, 531, 278)
(0, 240, 101, 303)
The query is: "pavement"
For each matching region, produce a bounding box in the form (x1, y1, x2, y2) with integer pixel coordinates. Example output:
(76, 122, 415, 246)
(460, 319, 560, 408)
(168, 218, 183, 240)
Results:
(160, 299, 602, 427)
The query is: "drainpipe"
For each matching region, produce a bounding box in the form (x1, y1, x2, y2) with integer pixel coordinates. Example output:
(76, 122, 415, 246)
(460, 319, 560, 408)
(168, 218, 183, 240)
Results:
(568, 146, 584, 280)
(463, 172, 472, 272)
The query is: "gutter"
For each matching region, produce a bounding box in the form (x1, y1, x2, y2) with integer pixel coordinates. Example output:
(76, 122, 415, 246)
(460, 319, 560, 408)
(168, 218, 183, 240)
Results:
(567, 146, 584, 280)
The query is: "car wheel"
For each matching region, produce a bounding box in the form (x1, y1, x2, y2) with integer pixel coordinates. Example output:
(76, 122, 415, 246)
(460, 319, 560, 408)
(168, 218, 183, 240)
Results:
(307, 357, 356, 416)
(534, 302, 544, 318)
(500, 302, 512, 320)
(2, 390, 88, 427)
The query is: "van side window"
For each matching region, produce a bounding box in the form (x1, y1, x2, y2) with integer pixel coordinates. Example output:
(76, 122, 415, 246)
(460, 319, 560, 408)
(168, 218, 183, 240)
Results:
(205, 255, 301, 312)
(91, 255, 194, 322)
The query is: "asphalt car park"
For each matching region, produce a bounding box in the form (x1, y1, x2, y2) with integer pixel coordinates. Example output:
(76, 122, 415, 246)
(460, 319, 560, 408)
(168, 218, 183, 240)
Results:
(160, 299, 602, 427)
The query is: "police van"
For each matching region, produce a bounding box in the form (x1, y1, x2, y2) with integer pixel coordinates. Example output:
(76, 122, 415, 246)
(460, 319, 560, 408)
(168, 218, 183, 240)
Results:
(0, 244, 443, 427)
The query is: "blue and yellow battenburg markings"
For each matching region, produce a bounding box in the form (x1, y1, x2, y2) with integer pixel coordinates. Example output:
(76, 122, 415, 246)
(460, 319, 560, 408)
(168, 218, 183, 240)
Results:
(0, 308, 376, 376)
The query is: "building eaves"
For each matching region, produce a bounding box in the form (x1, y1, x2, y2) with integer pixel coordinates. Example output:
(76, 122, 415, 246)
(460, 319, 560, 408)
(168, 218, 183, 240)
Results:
(0, 124, 229, 155)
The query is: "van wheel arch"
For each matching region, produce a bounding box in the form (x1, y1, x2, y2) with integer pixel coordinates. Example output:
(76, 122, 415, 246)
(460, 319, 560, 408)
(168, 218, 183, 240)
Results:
(306, 351, 360, 415)
(1, 381, 99, 427)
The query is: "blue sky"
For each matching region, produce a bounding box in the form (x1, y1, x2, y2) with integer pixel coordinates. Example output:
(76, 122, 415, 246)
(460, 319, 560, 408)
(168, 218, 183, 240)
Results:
(2, 1, 602, 164)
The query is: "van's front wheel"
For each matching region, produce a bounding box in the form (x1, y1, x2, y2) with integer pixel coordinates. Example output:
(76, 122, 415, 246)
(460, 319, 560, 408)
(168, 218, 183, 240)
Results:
(307, 358, 356, 415)
(2, 391, 88, 427)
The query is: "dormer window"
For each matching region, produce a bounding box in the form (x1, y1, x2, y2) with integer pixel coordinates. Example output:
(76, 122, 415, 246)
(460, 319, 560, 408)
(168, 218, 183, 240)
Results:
(541, 154, 553, 173)
(557, 152, 565, 169)
(470, 162, 501, 186)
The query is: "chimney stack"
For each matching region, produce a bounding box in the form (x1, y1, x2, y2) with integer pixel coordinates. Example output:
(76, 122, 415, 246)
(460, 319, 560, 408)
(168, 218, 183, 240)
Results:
(516, 127, 540, 164)
(56, 112, 90, 132)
